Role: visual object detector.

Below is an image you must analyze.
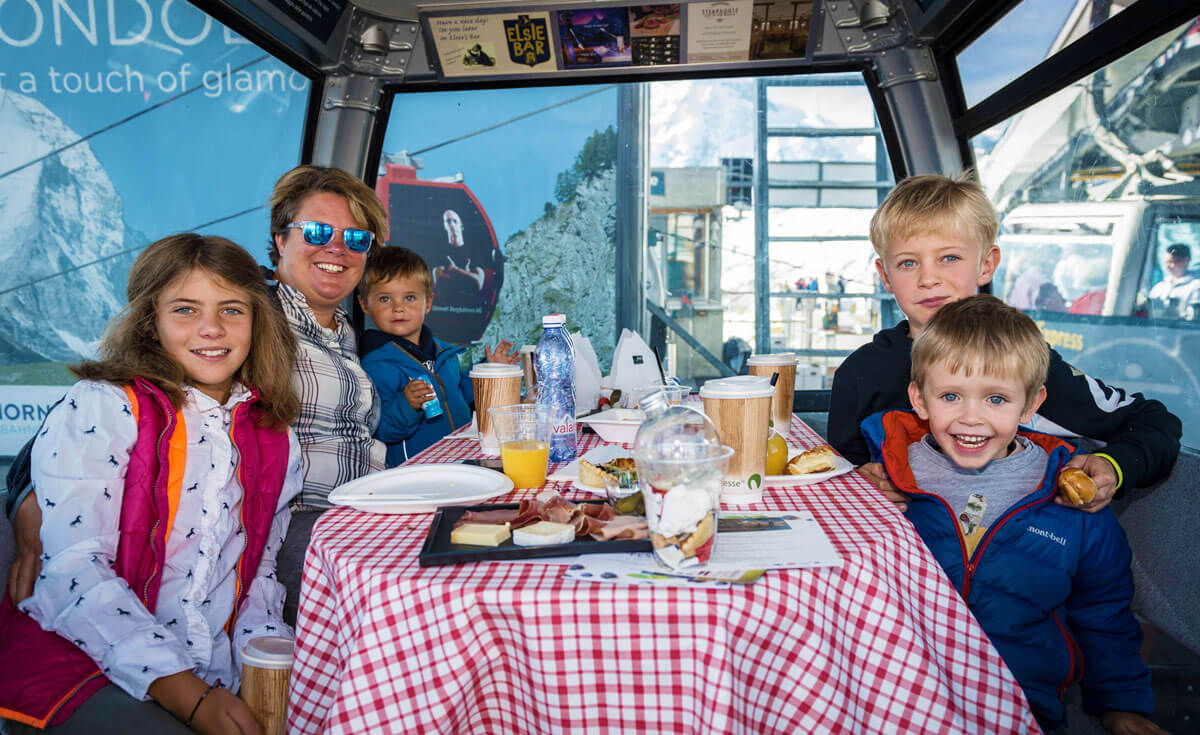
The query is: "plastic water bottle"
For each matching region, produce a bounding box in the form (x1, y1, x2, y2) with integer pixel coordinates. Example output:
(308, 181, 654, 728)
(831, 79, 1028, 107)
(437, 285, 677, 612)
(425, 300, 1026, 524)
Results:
(535, 314, 576, 462)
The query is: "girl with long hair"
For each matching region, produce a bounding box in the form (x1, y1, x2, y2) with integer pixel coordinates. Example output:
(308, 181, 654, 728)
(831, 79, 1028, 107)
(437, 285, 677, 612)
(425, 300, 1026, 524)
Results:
(0, 234, 302, 734)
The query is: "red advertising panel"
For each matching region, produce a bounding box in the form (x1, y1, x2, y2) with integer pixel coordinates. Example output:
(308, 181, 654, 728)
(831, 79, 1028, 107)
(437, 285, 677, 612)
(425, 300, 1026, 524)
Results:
(376, 164, 504, 344)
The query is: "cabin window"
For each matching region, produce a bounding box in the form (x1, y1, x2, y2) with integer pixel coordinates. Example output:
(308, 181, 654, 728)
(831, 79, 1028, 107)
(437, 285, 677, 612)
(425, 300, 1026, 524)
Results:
(380, 73, 894, 392)
(972, 14, 1200, 451)
(956, 0, 1138, 108)
(0, 0, 310, 455)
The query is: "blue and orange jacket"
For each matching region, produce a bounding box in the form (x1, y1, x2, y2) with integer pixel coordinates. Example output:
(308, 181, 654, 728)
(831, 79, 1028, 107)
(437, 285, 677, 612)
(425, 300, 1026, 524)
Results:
(862, 410, 1153, 731)
(0, 378, 290, 729)
(359, 329, 473, 466)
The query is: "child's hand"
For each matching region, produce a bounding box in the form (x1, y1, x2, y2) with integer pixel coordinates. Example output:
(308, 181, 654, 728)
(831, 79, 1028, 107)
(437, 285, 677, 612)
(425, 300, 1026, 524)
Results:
(150, 672, 263, 735)
(191, 686, 265, 735)
(403, 379, 435, 411)
(857, 462, 909, 512)
(484, 340, 520, 365)
(1055, 453, 1118, 512)
(1101, 710, 1170, 735)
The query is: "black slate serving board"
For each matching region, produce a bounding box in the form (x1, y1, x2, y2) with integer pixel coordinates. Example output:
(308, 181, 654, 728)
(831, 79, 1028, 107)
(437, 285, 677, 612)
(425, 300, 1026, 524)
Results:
(419, 501, 652, 567)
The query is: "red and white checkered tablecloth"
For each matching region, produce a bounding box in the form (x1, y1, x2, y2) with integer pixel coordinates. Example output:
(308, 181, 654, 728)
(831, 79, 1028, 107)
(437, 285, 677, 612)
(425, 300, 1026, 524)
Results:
(289, 417, 1040, 735)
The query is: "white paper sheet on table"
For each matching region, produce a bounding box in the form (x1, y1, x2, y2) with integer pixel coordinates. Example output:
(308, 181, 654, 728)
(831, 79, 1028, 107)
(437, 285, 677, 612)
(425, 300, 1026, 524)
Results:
(563, 511, 841, 585)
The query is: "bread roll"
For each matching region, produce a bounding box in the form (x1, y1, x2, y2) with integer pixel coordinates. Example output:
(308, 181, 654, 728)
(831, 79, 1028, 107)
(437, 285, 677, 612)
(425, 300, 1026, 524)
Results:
(579, 456, 637, 488)
(786, 446, 836, 475)
(1058, 467, 1096, 505)
(579, 458, 605, 488)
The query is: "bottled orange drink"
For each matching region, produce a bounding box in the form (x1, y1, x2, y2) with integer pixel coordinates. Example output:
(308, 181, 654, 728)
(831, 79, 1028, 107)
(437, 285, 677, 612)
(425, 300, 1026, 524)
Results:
(489, 404, 553, 489)
(765, 422, 788, 476)
(499, 440, 550, 488)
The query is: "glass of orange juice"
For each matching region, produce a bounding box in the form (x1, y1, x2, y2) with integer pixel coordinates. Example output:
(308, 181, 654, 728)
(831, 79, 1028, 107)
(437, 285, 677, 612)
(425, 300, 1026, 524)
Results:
(488, 404, 552, 489)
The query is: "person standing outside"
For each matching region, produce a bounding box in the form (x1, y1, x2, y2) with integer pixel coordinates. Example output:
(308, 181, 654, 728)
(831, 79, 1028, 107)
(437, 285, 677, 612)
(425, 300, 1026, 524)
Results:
(1147, 243, 1200, 319)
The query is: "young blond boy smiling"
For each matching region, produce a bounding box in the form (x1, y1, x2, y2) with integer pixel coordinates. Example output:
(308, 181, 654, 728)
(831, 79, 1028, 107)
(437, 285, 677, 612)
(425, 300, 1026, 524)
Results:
(830, 173, 1180, 511)
(358, 246, 516, 465)
(861, 296, 1163, 735)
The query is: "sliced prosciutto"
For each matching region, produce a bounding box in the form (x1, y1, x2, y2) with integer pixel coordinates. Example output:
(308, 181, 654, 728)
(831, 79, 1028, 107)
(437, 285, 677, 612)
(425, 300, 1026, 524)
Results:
(454, 490, 645, 542)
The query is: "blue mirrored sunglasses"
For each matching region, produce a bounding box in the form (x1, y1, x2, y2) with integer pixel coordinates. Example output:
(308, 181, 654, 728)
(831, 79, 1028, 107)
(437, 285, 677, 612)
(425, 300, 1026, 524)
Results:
(285, 221, 374, 252)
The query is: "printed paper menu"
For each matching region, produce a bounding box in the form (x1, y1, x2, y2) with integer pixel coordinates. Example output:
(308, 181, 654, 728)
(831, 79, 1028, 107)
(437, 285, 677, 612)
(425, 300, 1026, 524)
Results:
(686, 0, 753, 63)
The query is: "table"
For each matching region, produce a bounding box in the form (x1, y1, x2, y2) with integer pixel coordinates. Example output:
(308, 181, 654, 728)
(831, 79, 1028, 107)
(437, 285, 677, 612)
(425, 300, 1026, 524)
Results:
(289, 417, 1040, 734)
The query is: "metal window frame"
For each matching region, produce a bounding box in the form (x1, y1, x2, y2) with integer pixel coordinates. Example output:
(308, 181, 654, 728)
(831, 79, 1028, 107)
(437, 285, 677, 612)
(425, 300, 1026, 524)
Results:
(951, 0, 1198, 140)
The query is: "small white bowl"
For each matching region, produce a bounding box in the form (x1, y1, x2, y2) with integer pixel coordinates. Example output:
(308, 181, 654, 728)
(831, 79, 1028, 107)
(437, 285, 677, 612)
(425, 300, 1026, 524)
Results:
(579, 408, 645, 445)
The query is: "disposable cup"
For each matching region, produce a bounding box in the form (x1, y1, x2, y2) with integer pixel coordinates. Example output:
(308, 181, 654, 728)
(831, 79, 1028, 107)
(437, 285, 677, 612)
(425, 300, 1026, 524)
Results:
(747, 353, 798, 430)
(699, 375, 774, 504)
(470, 363, 523, 455)
(631, 383, 689, 409)
(489, 404, 552, 489)
(634, 442, 733, 569)
(240, 636, 292, 735)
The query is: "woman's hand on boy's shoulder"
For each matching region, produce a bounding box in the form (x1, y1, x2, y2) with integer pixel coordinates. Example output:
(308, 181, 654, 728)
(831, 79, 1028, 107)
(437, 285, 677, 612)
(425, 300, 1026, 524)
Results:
(857, 462, 909, 513)
(1055, 453, 1118, 513)
(484, 340, 519, 365)
(1101, 710, 1170, 735)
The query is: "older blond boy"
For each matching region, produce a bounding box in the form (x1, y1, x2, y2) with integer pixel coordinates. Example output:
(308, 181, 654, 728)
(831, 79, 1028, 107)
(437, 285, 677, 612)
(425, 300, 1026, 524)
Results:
(829, 173, 1180, 510)
(860, 296, 1160, 735)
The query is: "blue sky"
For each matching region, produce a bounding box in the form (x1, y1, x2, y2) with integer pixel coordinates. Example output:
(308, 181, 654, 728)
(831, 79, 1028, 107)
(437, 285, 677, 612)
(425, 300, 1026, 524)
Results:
(956, 0, 1077, 108)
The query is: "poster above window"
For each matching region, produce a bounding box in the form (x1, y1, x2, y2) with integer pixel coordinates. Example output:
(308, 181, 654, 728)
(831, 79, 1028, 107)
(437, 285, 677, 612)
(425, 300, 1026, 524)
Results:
(421, 1, 811, 81)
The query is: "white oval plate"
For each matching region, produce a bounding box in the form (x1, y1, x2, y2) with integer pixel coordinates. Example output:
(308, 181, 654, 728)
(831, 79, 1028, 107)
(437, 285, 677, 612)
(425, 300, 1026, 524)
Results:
(328, 464, 514, 514)
(764, 454, 855, 487)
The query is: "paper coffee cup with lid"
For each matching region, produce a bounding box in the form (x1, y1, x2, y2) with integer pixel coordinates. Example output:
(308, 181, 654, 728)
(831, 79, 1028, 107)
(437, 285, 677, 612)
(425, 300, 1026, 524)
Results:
(699, 375, 774, 504)
(747, 352, 798, 430)
(240, 636, 293, 735)
(470, 363, 523, 455)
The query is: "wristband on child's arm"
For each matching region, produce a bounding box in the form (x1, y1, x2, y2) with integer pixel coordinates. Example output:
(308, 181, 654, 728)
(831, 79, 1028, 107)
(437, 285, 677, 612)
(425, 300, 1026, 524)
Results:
(1094, 452, 1123, 490)
(185, 684, 217, 727)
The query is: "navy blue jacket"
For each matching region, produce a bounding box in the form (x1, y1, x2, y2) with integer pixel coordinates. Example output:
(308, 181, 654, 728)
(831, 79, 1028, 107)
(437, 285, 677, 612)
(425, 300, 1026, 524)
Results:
(862, 410, 1153, 731)
(360, 328, 473, 466)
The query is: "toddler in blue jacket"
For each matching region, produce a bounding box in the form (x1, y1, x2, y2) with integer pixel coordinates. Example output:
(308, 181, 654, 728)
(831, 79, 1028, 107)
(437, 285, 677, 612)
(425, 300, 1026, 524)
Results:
(358, 246, 517, 465)
(861, 295, 1161, 735)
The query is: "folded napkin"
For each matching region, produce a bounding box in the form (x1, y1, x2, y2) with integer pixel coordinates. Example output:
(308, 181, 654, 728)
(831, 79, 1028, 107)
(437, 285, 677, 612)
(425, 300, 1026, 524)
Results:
(609, 329, 663, 402)
(571, 331, 603, 414)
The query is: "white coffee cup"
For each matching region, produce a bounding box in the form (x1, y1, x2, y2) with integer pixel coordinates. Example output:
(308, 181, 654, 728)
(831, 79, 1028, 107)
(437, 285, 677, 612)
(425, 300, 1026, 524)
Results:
(470, 363, 523, 455)
(699, 375, 774, 504)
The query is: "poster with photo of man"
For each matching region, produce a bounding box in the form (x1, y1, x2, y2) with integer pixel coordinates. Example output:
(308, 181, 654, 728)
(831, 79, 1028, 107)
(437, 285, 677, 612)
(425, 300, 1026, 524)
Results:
(382, 179, 504, 344)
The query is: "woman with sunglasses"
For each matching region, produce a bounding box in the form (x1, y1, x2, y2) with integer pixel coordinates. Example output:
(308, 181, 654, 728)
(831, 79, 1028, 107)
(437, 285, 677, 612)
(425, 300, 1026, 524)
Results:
(265, 166, 389, 623)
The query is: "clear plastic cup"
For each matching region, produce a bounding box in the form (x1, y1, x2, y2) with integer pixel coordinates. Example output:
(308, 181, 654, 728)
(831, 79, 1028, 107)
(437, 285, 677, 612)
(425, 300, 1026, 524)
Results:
(631, 383, 690, 409)
(634, 442, 733, 569)
(489, 404, 553, 489)
(601, 471, 644, 515)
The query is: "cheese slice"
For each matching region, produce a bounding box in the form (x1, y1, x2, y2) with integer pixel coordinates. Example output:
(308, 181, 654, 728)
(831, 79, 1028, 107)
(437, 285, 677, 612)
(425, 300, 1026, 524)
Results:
(451, 522, 511, 547)
(512, 521, 576, 547)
